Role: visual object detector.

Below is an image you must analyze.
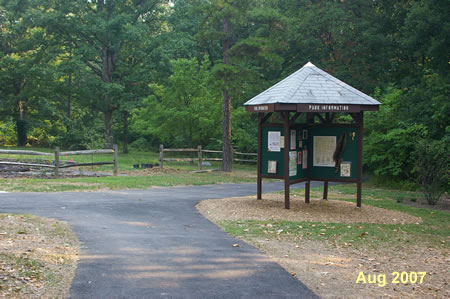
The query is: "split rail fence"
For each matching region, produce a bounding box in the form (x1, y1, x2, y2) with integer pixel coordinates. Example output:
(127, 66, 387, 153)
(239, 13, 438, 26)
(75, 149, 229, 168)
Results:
(0, 145, 118, 178)
(159, 144, 256, 170)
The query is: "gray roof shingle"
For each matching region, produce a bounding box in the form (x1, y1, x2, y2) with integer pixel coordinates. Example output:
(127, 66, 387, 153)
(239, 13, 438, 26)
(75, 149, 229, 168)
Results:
(244, 62, 381, 106)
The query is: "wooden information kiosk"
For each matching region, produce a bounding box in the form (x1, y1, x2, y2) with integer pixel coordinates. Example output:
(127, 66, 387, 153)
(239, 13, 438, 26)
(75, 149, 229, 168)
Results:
(245, 62, 381, 209)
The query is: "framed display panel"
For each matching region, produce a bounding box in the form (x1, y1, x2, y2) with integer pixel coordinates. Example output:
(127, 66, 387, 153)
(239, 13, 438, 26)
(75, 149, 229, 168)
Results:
(261, 126, 284, 176)
(261, 126, 307, 180)
(308, 126, 359, 180)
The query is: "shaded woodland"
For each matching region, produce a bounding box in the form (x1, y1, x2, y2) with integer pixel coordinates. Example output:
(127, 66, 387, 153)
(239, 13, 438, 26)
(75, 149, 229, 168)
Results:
(0, 0, 448, 188)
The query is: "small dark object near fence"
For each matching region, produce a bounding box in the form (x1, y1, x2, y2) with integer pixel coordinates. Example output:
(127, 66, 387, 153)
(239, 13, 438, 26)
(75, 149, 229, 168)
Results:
(159, 144, 256, 170)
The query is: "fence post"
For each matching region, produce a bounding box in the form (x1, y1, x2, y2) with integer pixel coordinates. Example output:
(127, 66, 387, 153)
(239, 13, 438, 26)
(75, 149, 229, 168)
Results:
(54, 147, 60, 178)
(159, 144, 164, 169)
(198, 145, 203, 170)
(113, 144, 118, 176)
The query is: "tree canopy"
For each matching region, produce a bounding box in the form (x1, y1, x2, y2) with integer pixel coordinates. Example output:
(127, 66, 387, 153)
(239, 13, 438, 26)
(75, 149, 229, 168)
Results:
(0, 0, 448, 182)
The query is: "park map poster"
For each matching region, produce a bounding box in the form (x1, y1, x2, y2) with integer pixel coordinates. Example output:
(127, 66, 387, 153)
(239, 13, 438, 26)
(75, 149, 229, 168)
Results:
(313, 136, 336, 167)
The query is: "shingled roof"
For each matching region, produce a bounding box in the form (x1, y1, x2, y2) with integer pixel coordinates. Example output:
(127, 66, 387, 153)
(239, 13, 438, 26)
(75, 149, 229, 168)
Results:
(244, 62, 380, 107)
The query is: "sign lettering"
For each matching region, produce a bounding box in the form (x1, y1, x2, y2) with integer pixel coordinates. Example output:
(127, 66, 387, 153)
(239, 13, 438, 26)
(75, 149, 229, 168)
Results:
(307, 105, 350, 112)
(253, 105, 269, 111)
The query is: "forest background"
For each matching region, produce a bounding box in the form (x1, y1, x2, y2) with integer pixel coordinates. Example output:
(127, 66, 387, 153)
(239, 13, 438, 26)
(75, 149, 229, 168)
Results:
(0, 0, 448, 190)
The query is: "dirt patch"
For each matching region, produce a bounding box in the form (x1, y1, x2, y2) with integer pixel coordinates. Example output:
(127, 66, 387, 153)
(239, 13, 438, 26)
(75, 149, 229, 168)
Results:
(120, 167, 184, 176)
(399, 196, 450, 212)
(0, 214, 80, 298)
(197, 194, 421, 224)
(252, 238, 449, 298)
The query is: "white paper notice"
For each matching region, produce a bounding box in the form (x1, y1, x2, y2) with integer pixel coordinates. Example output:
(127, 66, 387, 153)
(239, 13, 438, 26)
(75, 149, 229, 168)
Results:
(268, 131, 280, 152)
(340, 162, 351, 177)
(313, 136, 336, 167)
(302, 149, 308, 169)
(268, 160, 277, 174)
(289, 151, 297, 176)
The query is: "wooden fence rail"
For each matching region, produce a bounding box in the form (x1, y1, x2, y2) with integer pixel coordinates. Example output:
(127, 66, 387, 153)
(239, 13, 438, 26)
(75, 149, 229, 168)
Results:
(0, 145, 118, 178)
(159, 144, 256, 170)
(0, 149, 53, 156)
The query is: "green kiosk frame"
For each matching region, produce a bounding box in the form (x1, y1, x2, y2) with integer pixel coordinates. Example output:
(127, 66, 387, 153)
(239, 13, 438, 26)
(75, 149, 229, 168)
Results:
(245, 62, 380, 209)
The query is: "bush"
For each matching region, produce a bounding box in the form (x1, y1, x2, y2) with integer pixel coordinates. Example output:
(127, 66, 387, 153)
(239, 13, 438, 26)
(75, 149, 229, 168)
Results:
(0, 120, 17, 146)
(414, 138, 449, 205)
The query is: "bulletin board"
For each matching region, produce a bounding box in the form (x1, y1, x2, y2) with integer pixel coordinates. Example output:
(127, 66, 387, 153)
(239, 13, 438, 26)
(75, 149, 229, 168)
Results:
(308, 126, 359, 180)
(261, 126, 308, 180)
(261, 125, 359, 181)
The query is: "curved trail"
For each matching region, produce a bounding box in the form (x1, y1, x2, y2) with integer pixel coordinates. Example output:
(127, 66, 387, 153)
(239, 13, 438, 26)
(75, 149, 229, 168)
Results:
(0, 182, 322, 298)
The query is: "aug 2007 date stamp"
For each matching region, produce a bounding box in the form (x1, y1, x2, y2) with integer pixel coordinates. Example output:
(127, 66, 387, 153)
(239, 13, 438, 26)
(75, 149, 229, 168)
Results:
(355, 271, 426, 287)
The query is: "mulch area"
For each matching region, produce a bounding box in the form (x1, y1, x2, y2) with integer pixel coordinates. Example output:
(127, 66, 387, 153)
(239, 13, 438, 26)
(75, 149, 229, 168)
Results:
(197, 194, 422, 224)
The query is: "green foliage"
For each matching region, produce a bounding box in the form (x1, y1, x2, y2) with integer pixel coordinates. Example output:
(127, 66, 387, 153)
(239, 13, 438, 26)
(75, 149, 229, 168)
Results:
(365, 124, 427, 180)
(414, 138, 449, 205)
(0, 120, 16, 146)
(131, 57, 221, 148)
(0, 0, 448, 183)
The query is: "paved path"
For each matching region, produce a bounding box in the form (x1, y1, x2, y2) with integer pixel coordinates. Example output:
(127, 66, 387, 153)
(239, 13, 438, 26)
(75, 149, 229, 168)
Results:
(0, 182, 323, 298)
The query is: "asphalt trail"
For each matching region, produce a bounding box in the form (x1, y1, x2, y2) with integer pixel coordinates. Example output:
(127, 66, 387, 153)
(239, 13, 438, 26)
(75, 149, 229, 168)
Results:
(0, 182, 322, 298)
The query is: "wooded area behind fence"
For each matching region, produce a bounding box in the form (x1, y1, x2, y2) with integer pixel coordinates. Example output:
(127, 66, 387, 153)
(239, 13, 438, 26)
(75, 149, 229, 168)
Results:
(159, 144, 257, 170)
(0, 145, 118, 178)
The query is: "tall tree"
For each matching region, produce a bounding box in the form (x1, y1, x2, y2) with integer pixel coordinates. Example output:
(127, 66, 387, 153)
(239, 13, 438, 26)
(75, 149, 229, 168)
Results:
(195, 0, 284, 171)
(0, 0, 48, 146)
(34, 0, 169, 148)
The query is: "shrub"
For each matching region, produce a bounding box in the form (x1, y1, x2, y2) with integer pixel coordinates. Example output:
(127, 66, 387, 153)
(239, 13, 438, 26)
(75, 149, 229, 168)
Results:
(414, 138, 449, 205)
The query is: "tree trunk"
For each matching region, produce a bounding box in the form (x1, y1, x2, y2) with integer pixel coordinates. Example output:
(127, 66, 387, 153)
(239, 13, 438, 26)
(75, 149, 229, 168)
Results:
(104, 106, 114, 149)
(221, 17, 232, 172)
(222, 89, 232, 172)
(67, 72, 72, 119)
(67, 49, 73, 120)
(16, 119, 27, 147)
(101, 45, 115, 149)
(122, 111, 129, 154)
(16, 101, 26, 147)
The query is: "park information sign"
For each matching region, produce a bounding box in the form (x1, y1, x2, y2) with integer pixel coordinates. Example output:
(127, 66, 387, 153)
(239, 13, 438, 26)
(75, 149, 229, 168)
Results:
(244, 62, 380, 209)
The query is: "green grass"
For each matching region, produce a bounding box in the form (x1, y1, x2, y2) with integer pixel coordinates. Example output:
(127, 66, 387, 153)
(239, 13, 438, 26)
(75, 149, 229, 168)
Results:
(0, 146, 161, 171)
(0, 168, 257, 192)
(219, 184, 450, 250)
(0, 146, 256, 172)
(0, 147, 258, 191)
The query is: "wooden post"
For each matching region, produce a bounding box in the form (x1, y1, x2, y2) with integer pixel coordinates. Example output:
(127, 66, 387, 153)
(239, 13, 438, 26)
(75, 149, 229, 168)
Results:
(113, 144, 118, 176)
(159, 144, 164, 169)
(305, 181, 310, 203)
(257, 113, 263, 200)
(283, 112, 290, 209)
(323, 181, 328, 200)
(357, 112, 364, 208)
(54, 147, 60, 178)
(198, 145, 203, 170)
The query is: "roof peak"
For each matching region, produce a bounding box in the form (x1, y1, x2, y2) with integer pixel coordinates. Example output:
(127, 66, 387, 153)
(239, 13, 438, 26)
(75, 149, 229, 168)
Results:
(244, 61, 381, 107)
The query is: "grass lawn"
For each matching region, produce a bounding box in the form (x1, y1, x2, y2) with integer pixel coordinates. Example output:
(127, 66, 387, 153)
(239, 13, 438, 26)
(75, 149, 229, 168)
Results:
(199, 184, 449, 298)
(0, 147, 259, 192)
(219, 184, 449, 250)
